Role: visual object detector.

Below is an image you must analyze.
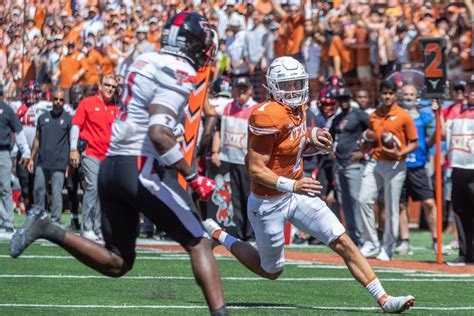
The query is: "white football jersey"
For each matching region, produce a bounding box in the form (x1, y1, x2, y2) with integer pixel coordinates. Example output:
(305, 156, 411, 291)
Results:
(17, 100, 53, 148)
(108, 52, 196, 161)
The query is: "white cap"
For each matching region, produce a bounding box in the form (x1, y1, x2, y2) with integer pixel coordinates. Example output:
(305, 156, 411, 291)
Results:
(136, 25, 149, 33)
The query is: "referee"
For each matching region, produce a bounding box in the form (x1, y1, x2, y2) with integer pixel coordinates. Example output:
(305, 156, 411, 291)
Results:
(0, 91, 30, 232)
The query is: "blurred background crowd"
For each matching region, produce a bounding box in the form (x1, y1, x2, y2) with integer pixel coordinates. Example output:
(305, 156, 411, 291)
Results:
(0, 0, 472, 103)
(0, 0, 472, 264)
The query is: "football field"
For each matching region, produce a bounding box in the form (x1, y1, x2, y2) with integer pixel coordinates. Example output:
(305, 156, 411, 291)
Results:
(0, 234, 473, 315)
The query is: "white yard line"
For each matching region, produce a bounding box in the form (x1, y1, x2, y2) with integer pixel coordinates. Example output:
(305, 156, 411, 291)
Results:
(0, 303, 472, 311)
(0, 274, 472, 282)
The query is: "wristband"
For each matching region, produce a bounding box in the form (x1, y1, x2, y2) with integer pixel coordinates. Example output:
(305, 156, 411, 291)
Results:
(160, 143, 184, 166)
(276, 176, 295, 193)
(311, 127, 320, 144)
(185, 171, 198, 182)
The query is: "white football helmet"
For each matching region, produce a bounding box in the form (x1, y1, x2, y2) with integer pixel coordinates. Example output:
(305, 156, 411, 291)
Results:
(264, 56, 309, 109)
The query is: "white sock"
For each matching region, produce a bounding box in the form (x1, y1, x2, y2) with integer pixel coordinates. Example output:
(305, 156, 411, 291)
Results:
(365, 278, 387, 304)
(214, 230, 238, 251)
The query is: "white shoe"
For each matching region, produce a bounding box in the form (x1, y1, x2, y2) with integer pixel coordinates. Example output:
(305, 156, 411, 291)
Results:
(379, 294, 415, 313)
(360, 242, 380, 257)
(202, 219, 222, 239)
(202, 219, 223, 249)
(82, 230, 104, 245)
(433, 243, 448, 255)
(394, 240, 413, 255)
(376, 248, 392, 261)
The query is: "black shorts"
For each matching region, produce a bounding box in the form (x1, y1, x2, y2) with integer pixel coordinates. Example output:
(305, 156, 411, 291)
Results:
(400, 167, 434, 203)
(98, 155, 205, 269)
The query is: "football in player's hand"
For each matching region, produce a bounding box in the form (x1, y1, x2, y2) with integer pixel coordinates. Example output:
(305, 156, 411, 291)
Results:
(360, 129, 378, 148)
(381, 132, 401, 149)
(307, 127, 332, 147)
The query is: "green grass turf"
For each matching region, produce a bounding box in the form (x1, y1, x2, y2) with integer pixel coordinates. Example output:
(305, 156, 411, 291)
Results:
(288, 230, 460, 263)
(0, 238, 472, 315)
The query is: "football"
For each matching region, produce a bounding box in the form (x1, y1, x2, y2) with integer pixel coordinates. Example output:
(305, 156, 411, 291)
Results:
(381, 132, 401, 149)
(304, 127, 332, 155)
(306, 127, 332, 147)
(360, 129, 378, 148)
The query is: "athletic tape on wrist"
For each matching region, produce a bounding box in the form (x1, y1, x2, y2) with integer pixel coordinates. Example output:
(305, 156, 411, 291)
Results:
(160, 143, 184, 166)
(311, 127, 320, 144)
(149, 113, 177, 129)
(276, 176, 295, 193)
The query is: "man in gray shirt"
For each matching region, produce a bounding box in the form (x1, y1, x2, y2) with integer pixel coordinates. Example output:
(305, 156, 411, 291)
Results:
(0, 93, 30, 232)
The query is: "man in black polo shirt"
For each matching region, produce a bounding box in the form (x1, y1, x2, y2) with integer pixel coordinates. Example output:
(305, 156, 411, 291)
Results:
(330, 87, 369, 247)
(0, 94, 30, 232)
(28, 90, 72, 225)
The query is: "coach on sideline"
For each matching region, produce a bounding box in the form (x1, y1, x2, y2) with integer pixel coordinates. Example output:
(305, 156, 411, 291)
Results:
(28, 90, 72, 225)
(69, 75, 120, 244)
(0, 89, 30, 233)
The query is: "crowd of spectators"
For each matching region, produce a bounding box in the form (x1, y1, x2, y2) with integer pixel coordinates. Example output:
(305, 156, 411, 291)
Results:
(0, 0, 471, 102)
(0, 0, 472, 265)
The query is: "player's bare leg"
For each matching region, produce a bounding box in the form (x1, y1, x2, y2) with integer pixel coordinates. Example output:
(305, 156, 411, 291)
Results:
(329, 233, 378, 285)
(203, 219, 282, 280)
(10, 206, 129, 277)
(61, 232, 129, 277)
(330, 233, 415, 313)
(184, 237, 227, 313)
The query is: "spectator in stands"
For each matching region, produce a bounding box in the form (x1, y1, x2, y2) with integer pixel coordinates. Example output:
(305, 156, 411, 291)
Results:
(0, 89, 30, 233)
(29, 89, 71, 225)
(55, 41, 82, 101)
(69, 75, 119, 243)
(244, 10, 266, 102)
(133, 25, 156, 60)
(358, 80, 418, 261)
(75, 39, 102, 88)
(330, 87, 368, 247)
(272, 0, 305, 62)
(433, 77, 474, 266)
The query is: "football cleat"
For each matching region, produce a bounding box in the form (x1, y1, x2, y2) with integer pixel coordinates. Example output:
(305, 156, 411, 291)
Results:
(379, 294, 415, 313)
(10, 206, 49, 258)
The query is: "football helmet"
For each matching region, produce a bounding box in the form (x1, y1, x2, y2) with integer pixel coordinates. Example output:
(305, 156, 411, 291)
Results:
(21, 81, 37, 106)
(211, 76, 232, 98)
(264, 56, 309, 109)
(161, 12, 216, 70)
(317, 87, 337, 117)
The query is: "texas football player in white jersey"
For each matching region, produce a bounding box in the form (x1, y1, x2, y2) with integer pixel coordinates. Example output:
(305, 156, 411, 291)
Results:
(10, 12, 228, 315)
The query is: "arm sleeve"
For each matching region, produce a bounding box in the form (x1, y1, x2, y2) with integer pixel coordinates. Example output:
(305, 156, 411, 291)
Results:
(70, 125, 80, 150)
(15, 130, 30, 159)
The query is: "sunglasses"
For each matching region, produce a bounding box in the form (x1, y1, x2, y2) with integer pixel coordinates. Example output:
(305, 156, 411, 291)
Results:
(54, 97, 65, 101)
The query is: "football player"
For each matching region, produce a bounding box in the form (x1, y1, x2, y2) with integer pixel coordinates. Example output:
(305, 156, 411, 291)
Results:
(16, 81, 52, 209)
(204, 56, 415, 313)
(10, 12, 228, 315)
